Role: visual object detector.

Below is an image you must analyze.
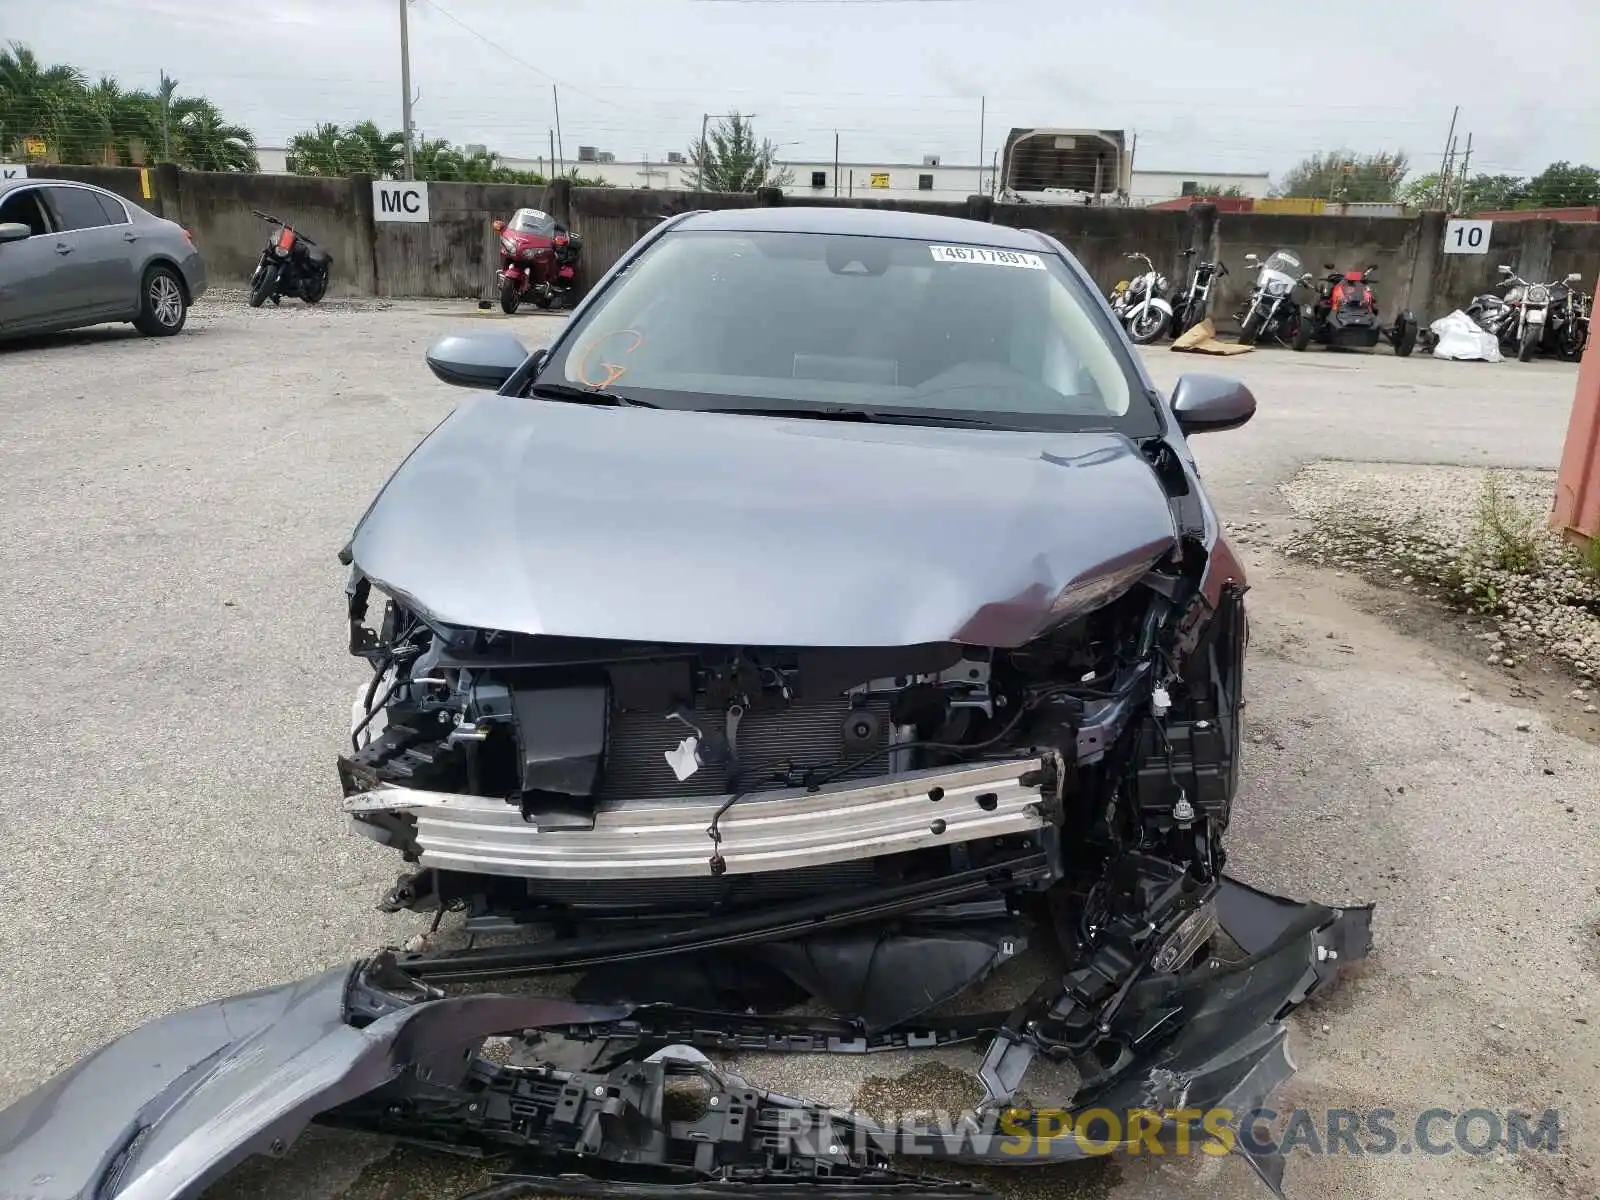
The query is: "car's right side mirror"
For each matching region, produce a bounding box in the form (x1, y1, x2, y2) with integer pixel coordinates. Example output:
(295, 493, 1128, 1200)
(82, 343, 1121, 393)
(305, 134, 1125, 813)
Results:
(1171, 373, 1257, 436)
(0, 222, 30, 244)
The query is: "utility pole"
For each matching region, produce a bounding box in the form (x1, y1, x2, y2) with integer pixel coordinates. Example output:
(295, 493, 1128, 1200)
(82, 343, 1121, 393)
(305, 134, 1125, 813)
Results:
(549, 130, 556, 181)
(700, 113, 710, 188)
(553, 85, 564, 177)
(1454, 132, 1473, 212)
(399, 0, 415, 179)
(833, 130, 839, 198)
(1434, 105, 1458, 208)
(976, 95, 985, 197)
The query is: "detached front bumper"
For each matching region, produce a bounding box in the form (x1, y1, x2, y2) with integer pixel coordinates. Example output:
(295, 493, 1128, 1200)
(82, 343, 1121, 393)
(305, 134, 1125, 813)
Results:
(343, 757, 1052, 879)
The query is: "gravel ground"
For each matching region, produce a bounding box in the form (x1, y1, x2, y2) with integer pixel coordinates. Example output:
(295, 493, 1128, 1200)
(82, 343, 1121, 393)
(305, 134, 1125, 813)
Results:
(2, 304, 1598, 1200)
(1280, 461, 1600, 686)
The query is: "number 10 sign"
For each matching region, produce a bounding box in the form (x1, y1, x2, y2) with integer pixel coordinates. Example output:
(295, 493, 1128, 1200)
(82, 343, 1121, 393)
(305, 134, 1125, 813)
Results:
(1444, 219, 1492, 255)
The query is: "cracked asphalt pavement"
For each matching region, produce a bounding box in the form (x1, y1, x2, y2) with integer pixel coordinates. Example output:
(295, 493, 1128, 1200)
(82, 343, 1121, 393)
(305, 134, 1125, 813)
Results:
(1, 297, 1596, 1200)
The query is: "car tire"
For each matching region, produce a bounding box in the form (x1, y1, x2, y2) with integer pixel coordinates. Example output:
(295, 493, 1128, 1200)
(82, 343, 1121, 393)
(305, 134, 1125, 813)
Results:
(249, 264, 279, 309)
(133, 265, 189, 337)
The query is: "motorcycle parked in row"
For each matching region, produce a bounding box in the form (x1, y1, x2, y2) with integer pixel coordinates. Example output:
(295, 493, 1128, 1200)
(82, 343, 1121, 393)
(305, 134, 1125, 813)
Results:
(1235, 249, 1306, 345)
(1465, 273, 1521, 350)
(247, 210, 332, 308)
(1493, 265, 1589, 362)
(1106, 252, 1173, 343)
(1293, 263, 1418, 356)
(493, 207, 584, 312)
(1168, 248, 1228, 336)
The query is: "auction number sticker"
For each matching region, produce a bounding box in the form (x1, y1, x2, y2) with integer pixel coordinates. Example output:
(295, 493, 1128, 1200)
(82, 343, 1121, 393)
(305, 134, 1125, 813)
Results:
(930, 245, 1046, 270)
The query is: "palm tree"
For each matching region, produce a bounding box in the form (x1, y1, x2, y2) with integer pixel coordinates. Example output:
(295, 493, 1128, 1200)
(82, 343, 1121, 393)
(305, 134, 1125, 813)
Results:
(287, 122, 347, 175)
(170, 98, 257, 172)
(341, 120, 404, 178)
(0, 41, 85, 158)
(70, 75, 157, 166)
(413, 136, 465, 181)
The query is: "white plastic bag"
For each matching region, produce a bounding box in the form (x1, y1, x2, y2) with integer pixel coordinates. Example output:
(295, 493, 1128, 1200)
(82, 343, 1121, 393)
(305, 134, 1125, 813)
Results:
(1429, 309, 1503, 362)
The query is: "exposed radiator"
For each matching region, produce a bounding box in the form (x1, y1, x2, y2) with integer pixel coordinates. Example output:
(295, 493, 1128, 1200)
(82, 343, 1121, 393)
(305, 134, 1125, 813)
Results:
(597, 695, 895, 801)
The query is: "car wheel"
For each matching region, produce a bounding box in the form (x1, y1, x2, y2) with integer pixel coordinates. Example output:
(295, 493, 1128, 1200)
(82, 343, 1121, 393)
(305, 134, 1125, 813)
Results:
(133, 266, 188, 336)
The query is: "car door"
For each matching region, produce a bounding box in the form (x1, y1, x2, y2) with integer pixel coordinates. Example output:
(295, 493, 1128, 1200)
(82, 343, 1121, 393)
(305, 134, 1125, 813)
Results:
(37, 185, 134, 319)
(0, 186, 74, 335)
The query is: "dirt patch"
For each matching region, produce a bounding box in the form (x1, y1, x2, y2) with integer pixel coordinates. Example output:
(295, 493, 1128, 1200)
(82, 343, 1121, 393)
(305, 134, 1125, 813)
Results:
(1269, 461, 1600, 744)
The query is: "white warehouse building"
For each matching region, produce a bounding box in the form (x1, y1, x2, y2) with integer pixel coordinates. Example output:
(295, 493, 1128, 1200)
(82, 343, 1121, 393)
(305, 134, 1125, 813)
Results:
(253, 146, 1268, 207)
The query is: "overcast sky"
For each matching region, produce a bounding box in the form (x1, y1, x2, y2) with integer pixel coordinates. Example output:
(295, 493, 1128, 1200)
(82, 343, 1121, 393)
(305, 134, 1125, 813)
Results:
(11, 0, 1600, 182)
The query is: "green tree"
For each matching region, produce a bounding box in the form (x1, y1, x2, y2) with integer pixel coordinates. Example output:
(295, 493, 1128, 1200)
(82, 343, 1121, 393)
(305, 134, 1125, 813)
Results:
(1191, 184, 1244, 198)
(0, 41, 84, 158)
(341, 119, 405, 177)
(286, 122, 347, 175)
(0, 44, 254, 170)
(688, 112, 793, 192)
(1463, 174, 1528, 211)
(1275, 149, 1409, 202)
(1522, 161, 1600, 208)
(168, 98, 257, 172)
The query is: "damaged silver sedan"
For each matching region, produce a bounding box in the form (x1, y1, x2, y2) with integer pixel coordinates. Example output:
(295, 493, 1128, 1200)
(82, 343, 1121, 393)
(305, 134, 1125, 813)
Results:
(0, 207, 1369, 1199)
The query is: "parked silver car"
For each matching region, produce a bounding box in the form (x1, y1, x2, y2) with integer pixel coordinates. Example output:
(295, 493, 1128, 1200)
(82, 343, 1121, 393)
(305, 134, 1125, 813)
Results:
(0, 178, 206, 341)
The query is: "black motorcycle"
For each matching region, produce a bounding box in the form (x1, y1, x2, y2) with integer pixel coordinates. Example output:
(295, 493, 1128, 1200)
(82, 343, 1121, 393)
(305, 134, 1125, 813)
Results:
(1536, 274, 1589, 362)
(247, 209, 332, 308)
(1168, 248, 1228, 337)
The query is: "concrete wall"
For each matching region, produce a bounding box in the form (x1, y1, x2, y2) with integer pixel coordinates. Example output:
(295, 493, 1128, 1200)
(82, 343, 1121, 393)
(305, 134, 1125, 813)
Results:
(30, 165, 1600, 328)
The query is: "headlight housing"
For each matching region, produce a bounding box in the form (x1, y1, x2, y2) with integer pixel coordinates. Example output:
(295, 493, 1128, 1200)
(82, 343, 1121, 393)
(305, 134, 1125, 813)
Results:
(1267, 278, 1290, 296)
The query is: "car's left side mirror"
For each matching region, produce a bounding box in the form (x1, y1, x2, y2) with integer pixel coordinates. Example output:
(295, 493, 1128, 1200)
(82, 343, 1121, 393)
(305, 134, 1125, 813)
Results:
(425, 332, 531, 390)
(0, 222, 31, 244)
(1171, 373, 1257, 436)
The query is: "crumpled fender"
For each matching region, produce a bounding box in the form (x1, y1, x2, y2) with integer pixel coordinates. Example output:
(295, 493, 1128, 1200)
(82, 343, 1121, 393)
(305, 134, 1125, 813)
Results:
(0, 964, 626, 1200)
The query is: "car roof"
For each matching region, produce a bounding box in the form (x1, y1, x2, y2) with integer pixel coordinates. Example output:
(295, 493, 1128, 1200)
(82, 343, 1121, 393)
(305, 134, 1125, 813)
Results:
(673, 205, 1052, 252)
(0, 176, 117, 199)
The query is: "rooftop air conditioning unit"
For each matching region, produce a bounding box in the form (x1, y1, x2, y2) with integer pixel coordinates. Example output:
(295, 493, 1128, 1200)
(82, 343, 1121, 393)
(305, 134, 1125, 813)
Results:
(578, 146, 598, 163)
(597, 151, 615, 163)
(667, 151, 685, 164)
(923, 154, 940, 166)
(466, 143, 487, 156)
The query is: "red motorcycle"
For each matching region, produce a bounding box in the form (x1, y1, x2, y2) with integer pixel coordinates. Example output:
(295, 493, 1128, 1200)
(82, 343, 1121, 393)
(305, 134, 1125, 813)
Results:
(492, 207, 583, 313)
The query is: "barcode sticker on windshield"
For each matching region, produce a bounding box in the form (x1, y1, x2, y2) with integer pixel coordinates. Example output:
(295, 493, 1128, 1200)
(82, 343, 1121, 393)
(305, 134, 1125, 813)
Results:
(929, 245, 1046, 270)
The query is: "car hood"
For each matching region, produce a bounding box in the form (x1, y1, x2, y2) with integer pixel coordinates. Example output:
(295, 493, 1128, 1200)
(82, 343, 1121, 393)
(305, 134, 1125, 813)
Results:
(347, 394, 1180, 648)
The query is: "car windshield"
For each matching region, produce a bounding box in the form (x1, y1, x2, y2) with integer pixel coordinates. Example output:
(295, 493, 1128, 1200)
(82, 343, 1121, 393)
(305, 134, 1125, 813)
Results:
(508, 208, 555, 234)
(541, 228, 1153, 433)
(1261, 250, 1301, 276)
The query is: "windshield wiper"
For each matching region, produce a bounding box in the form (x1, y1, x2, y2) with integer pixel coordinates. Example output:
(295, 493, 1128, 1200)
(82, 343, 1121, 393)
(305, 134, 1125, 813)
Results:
(527, 381, 657, 408)
(702, 404, 1006, 428)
